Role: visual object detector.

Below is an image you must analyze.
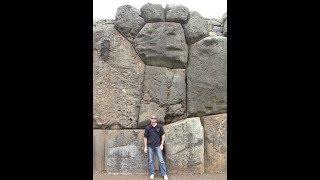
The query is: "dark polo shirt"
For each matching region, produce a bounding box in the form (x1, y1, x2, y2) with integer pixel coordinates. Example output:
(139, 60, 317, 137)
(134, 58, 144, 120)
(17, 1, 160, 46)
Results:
(144, 124, 165, 148)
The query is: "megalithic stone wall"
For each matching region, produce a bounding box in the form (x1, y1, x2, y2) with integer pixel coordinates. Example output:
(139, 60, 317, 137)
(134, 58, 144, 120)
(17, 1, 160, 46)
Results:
(93, 3, 227, 175)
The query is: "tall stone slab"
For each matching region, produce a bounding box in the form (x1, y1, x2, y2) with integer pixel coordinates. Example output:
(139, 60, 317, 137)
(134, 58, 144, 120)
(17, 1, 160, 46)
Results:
(163, 117, 204, 174)
(138, 66, 186, 128)
(93, 23, 145, 129)
(202, 114, 227, 174)
(187, 36, 227, 117)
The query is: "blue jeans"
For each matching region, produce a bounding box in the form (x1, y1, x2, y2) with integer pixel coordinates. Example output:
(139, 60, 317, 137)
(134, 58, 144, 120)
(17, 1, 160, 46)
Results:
(148, 146, 167, 176)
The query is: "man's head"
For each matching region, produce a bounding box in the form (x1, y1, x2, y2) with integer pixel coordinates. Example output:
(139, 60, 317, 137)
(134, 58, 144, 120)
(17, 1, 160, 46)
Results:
(150, 115, 157, 123)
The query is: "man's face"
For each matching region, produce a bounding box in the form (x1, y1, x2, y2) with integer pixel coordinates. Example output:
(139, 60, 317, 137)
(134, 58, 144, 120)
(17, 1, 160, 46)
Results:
(150, 116, 157, 123)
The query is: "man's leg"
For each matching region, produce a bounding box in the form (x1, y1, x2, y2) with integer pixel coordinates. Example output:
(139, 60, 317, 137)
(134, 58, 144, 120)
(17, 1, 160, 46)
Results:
(148, 147, 155, 175)
(155, 146, 167, 176)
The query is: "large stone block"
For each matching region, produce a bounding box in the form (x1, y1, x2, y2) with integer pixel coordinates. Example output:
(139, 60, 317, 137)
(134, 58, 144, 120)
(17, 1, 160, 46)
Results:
(114, 5, 146, 42)
(138, 66, 186, 128)
(187, 36, 227, 117)
(202, 114, 227, 174)
(163, 117, 204, 174)
(183, 11, 209, 44)
(93, 130, 106, 174)
(93, 24, 145, 129)
(165, 4, 189, 23)
(105, 130, 147, 174)
(133, 22, 188, 69)
(140, 3, 165, 22)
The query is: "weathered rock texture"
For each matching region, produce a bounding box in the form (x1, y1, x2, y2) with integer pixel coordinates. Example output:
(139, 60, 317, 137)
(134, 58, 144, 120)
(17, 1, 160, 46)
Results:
(202, 114, 227, 174)
(93, 23, 145, 129)
(163, 117, 204, 174)
(138, 66, 186, 128)
(133, 22, 188, 69)
(114, 5, 146, 42)
(140, 3, 165, 22)
(93, 130, 105, 174)
(93, 3, 227, 176)
(105, 130, 147, 174)
(165, 4, 189, 23)
(187, 36, 227, 117)
(183, 11, 209, 44)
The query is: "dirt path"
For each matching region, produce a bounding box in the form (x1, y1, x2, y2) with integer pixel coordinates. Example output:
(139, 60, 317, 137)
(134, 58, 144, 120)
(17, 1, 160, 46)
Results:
(93, 173, 227, 180)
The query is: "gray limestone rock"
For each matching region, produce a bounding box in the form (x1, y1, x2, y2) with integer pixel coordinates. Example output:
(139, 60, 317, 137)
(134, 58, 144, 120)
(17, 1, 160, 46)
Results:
(138, 66, 186, 128)
(183, 11, 209, 44)
(202, 114, 227, 174)
(165, 4, 189, 23)
(187, 36, 227, 116)
(133, 22, 188, 69)
(93, 24, 145, 129)
(140, 3, 165, 22)
(105, 130, 147, 174)
(114, 5, 146, 42)
(163, 117, 204, 174)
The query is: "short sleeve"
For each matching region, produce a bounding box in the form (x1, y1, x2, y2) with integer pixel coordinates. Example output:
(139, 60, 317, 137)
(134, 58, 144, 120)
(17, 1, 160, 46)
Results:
(144, 127, 149, 138)
(160, 125, 165, 136)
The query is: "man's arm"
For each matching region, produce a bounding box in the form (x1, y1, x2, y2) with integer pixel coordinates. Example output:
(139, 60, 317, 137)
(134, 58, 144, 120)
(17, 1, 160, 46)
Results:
(160, 127, 165, 151)
(144, 137, 148, 148)
(161, 134, 165, 145)
(144, 128, 148, 153)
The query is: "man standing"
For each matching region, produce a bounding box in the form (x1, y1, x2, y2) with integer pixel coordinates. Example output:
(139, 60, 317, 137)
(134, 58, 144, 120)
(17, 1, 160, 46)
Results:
(144, 115, 168, 180)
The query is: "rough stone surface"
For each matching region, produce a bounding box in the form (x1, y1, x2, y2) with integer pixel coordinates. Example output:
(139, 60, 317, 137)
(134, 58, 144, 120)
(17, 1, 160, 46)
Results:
(93, 23, 145, 129)
(165, 4, 189, 23)
(183, 11, 209, 45)
(202, 114, 227, 174)
(163, 117, 204, 174)
(105, 130, 147, 174)
(93, 117, 103, 129)
(140, 3, 165, 22)
(114, 5, 146, 42)
(141, 66, 174, 105)
(166, 69, 187, 123)
(133, 22, 188, 69)
(138, 66, 186, 128)
(93, 130, 106, 174)
(138, 102, 167, 128)
(187, 36, 227, 117)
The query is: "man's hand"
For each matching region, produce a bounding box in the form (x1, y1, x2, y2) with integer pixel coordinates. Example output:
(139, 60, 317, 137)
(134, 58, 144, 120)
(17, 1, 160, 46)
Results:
(160, 144, 164, 151)
(144, 146, 148, 153)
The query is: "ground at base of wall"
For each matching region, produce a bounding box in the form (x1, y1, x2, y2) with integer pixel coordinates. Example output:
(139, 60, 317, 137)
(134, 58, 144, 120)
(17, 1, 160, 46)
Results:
(93, 173, 227, 180)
